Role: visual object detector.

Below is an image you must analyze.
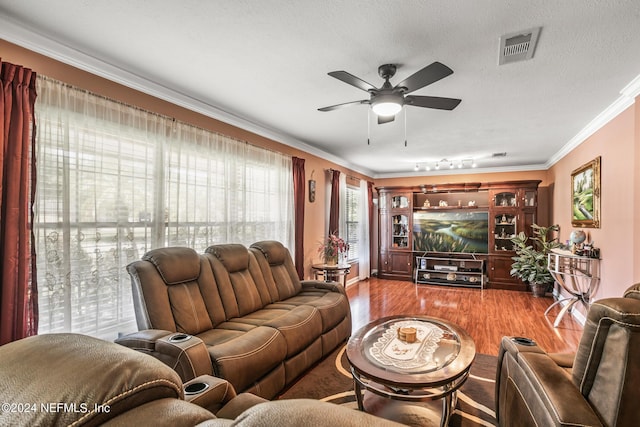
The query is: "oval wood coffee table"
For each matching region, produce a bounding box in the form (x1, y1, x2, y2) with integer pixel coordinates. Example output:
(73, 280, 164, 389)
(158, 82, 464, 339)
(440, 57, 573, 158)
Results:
(346, 315, 476, 427)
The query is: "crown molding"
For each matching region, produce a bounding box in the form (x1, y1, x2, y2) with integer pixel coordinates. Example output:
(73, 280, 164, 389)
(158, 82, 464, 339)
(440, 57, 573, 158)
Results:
(546, 73, 640, 168)
(0, 17, 374, 177)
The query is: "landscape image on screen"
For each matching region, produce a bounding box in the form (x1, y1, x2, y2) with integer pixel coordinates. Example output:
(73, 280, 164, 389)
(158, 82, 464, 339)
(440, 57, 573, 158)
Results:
(413, 211, 488, 253)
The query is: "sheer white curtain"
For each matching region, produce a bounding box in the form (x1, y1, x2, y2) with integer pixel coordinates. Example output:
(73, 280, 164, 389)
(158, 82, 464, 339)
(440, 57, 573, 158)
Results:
(164, 123, 293, 249)
(34, 76, 293, 340)
(358, 180, 370, 279)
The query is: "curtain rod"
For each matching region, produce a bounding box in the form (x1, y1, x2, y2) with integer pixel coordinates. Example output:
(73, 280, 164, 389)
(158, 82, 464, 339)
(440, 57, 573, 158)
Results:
(38, 74, 289, 158)
(325, 168, 361, 181)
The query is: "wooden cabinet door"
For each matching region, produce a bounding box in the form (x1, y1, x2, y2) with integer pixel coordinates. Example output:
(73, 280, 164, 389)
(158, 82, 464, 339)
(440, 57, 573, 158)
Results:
(521, 208, 536, 237)
(388, 251, 412, 276)
(488, 255, 526, 291)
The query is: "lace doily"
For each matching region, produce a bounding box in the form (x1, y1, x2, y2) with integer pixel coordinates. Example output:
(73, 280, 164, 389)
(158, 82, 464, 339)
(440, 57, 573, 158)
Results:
(368, 320, 444, 370)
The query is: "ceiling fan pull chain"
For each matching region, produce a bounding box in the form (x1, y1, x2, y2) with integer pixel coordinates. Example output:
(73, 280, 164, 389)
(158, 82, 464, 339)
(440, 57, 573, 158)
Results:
(367, 109, 371, 145)
(404, 108, 408, 147)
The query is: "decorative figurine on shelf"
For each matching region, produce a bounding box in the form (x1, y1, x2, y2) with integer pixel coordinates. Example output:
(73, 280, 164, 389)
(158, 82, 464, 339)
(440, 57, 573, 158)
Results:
(439, 200, 448, 207)
(501, 214, 507, 223)
(423, 199, 431, 208)
(468, 200, 476, 207)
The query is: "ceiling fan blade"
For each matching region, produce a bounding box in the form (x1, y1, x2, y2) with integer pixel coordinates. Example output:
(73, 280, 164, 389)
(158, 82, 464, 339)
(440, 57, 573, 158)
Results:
(328, 71, 377, 92)
(396, 62, 454, 94)
(318, 100, 369, 112)
(377, 115, 395, 125)
(405, 95, 461, 110)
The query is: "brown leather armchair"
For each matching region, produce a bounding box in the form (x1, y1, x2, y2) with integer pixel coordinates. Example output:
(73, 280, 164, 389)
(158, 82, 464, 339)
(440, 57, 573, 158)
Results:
(0, 333, 403, 427)
(496, 283, 640, 427)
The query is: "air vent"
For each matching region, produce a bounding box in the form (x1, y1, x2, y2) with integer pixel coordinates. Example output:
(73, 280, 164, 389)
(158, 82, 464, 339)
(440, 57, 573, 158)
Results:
(498, 27, 541, 65)
(492, 152, 507, 158)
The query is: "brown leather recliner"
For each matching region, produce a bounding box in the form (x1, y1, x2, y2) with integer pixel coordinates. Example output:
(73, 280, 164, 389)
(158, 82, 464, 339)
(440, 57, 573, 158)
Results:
(496, 283, 640, 427)
(0, 333, 402, 427)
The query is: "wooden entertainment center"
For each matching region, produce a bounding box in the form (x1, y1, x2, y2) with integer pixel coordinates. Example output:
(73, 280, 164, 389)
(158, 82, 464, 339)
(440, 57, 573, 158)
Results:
(377, 180, 540, 291)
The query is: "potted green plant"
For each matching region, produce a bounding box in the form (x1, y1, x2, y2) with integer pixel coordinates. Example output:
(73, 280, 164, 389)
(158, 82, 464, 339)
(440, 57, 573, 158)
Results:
(510, 224, 562, 297)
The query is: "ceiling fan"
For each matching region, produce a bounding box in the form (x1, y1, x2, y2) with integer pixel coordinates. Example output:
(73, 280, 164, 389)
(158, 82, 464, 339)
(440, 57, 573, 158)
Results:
(318, 62, 461, 124)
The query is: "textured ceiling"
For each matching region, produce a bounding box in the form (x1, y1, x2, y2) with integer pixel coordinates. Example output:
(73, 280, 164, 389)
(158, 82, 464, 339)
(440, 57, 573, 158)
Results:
(1, 1, 640, 177)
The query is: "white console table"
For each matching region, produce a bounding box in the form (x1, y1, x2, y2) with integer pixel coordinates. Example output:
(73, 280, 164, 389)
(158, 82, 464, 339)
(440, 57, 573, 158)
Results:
(546, 251, 600, 327)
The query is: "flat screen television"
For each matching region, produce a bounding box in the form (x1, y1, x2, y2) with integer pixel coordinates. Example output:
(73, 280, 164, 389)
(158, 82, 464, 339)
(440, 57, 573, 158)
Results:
(413, 210, 489, 253)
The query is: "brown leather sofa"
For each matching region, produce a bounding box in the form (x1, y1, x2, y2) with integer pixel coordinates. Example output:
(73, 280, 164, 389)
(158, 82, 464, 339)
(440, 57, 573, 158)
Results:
(496, 283, 640, 427)
(116, 241, 352, 399)
(0, 333, 403, 426)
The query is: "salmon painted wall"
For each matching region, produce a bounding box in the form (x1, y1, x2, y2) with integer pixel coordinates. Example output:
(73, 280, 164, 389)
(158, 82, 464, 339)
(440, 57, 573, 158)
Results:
(1, 39, 369, 280)
(547, 102, 638, 299)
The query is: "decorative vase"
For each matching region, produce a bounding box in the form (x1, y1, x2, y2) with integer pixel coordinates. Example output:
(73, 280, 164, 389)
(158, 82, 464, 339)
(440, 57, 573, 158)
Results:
(325, 256, 338, 266)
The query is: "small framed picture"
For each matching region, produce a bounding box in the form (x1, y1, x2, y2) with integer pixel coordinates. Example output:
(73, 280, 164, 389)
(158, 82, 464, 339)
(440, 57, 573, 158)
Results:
(308, 180, 316, 203)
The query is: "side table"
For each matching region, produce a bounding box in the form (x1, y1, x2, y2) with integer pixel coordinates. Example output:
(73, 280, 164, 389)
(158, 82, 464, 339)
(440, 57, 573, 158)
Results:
(546, 251, 600, 327)
(311, 263, 351, 287)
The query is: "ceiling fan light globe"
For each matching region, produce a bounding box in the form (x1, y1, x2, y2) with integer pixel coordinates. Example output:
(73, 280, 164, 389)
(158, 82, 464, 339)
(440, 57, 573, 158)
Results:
(371, 96, 403, 116)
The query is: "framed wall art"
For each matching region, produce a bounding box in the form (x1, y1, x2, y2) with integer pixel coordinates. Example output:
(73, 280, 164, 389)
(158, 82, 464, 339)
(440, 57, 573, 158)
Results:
(308, 179, 316, 203)
(571, 156, 600, 228)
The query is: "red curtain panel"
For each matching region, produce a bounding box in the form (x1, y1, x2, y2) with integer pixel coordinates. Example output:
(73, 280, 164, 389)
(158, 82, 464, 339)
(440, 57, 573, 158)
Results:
(328, 169, 340, 235)
(0, 60, 38, 345)
(292, 157, 305, 279)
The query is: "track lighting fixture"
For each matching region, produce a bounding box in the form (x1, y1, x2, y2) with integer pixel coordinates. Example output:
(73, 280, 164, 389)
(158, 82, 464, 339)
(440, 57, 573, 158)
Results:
(412, 158, 477, 172)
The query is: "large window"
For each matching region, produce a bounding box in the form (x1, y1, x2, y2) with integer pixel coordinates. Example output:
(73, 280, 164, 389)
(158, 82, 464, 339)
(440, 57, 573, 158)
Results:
(345, 185, 361, 261)
(34, 76, 293, 340)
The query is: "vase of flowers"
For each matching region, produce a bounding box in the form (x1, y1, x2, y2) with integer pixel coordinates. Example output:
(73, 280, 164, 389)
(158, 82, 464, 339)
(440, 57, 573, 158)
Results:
(318, 233, 348, 265)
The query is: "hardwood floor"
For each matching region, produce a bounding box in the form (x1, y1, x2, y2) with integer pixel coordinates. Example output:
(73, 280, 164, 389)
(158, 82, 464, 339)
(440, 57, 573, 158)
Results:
(346, 278, 583, 356)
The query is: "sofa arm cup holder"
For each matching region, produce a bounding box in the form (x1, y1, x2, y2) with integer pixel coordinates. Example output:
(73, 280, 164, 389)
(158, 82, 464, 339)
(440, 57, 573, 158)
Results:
(511, 336, 536, 346)
(156, 334, 213, 381)
(185, 381, 210, 395)
(183, 375, 238, 414)
(169, 333, 192, 343)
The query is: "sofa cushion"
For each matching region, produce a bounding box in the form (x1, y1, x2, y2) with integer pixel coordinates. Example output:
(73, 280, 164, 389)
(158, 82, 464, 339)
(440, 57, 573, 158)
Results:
(143, 247, 201, 285)
(168, 281, 215, 335)
(231, 305, 323, 357)
(207, 244, 251, 273)
(270, 290, 350, 334)
(205, 246, 273, 317)
(197, 326, 287, 393)
(250, 242, 302, 300)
